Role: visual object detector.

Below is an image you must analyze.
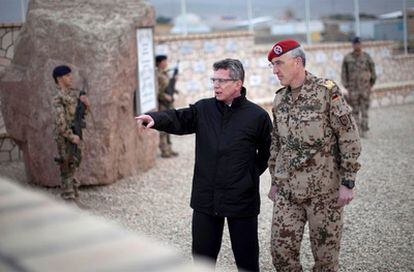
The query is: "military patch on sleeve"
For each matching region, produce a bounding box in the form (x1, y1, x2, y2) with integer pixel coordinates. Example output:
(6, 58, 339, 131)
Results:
(339, 115, 350, 126)
(332, 94, 340, 102)
(322, 80, 336, 90)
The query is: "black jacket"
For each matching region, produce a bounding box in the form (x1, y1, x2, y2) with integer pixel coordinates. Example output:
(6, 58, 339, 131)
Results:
(148, 88, 272, 217)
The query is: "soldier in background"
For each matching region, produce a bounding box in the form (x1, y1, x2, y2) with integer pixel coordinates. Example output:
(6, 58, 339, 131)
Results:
(52, 65, 90, 200)
(155, 55, 178, 158)
(341, 37, 376, 137)
(267, 39, 361, 271)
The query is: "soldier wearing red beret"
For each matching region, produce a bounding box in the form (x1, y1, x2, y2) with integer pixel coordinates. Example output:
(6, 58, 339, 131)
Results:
(267, 40, 362, 271)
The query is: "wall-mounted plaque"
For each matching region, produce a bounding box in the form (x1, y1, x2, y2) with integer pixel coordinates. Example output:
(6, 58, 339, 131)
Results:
(249, 75, 262, 86)
(332, 51, 343, 62)
(135, 28, 156, 114)
(203, 41, 216, 53)
(226, 40, 238, 52)
(193, 61, 206, 73)
(155, 44, 169, 56)
(315, 51, 327, 63)
(181, 41, 193, 54)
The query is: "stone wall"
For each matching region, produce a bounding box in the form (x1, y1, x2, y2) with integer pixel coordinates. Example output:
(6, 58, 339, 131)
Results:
(0, 23, 21, 75)
(156, 32, 414, 108)
(0, 23, 23, 162)
(2, 26, 413, 111)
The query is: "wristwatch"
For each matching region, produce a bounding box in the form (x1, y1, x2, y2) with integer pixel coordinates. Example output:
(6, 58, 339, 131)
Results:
(341, 179, 355, 189)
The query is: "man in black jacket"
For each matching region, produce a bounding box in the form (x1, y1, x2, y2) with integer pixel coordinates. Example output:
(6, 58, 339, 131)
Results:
(136, 58, 272, 272)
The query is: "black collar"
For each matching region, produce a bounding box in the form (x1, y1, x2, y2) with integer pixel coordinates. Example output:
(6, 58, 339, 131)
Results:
(216, 87, 247, 110)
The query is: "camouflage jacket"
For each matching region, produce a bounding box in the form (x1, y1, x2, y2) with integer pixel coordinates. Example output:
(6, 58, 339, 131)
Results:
(52, 86, 81, 143)
(341, 51, 376, 95)
(268, 72, 361, 199)
(156, 67, 173, 109)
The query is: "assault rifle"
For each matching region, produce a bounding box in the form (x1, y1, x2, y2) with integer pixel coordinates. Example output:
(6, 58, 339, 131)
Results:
(166, 61, 179, 102)
(70, 89, 87, 164)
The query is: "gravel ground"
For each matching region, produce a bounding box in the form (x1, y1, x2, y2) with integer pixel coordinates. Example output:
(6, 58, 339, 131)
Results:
(1, 104, 413, 271)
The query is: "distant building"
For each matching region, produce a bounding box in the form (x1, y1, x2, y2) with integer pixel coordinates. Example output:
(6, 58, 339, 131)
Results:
(374, 8, 414, 51)
(170, 13, 211, 34)
(270, 20, 324, 43)
(322, 18, 377, 42)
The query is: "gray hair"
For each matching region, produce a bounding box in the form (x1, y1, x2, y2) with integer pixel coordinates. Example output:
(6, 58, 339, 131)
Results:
(288, 46, 306, 67)
(213, 58, 245, 84)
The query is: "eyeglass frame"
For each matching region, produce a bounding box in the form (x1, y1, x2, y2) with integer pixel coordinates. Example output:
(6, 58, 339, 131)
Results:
(210, 77, 238, 84)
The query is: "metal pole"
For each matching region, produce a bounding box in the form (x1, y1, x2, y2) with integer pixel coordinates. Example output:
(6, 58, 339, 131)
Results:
(403, 0, 408, 55)
(354, 0, 360, 37)
(20, 0, 26, 22)
(181, 0, 188, 35)
(247, 0, 253, 32)
(305, 0, 311, 44)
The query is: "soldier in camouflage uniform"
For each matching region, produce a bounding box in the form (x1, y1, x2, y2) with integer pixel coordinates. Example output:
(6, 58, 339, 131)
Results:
(52, 65, 90, 200)
(155, 55, 178, 158)
(267, 40, 362, 271)
(341, 37, 376, 137)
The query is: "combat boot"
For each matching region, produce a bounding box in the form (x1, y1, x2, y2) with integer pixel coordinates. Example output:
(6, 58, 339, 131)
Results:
(61, 191, 76, 200)
(161, 152, 172, 158)
(61, 179, 76, 200)
(72, 178, 80, 197)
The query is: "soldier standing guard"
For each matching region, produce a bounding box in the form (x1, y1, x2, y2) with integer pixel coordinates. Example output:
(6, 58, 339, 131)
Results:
(155, 55, 178, 158)
(341, 37, 376, 137)
(267, 40, 362, 271)
(52, 65, 90, 200)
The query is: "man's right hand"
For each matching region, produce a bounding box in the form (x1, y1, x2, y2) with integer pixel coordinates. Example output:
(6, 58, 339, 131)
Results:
(135, 114, 154, 129)
(268, 184, 278, 202)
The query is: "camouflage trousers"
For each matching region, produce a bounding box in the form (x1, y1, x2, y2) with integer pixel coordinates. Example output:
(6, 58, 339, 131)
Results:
(271, 192, 343, 272)
(347, 94, 370, 135)
(159, 131, 173, 156)
(57, 141, 81, 200)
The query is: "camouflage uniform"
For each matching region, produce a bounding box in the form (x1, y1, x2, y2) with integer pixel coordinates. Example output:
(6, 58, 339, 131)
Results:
(52, 86, 83, 200)
(268, 72, 361, 271)
(156, 67, 175, 156)
(341, 51, 376, 136)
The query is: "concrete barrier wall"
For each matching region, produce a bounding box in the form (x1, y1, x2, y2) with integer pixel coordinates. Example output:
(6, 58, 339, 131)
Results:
(0, 177, 214, 272)
(1, 25, 413, 109)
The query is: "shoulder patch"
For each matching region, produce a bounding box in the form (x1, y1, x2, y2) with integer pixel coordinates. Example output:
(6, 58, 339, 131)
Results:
(322, 80, 336, 90)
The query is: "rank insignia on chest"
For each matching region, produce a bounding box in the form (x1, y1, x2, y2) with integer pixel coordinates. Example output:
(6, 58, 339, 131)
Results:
(323, 80, 336, 90)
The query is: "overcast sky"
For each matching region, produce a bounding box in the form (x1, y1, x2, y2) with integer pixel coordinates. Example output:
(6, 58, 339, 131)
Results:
(1, 0, 414, 22)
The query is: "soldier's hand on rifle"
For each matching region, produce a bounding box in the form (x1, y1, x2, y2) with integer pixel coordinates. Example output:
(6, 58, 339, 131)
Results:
(165, 94, 173, 102)
(135, 115, 154, 130)
(79, 94, 90, 108)
(72, 135, 81, 144)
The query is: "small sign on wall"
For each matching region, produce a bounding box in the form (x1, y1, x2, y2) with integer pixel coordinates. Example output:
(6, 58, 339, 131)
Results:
(315, 51, 327, 63)
(136, 28, 157, 114)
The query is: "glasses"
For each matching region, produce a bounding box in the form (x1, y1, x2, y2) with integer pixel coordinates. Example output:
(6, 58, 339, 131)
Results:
(210, 78, 237, 84)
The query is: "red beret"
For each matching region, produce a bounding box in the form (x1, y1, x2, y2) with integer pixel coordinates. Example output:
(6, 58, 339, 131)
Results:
(267, 39, 301, 61)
